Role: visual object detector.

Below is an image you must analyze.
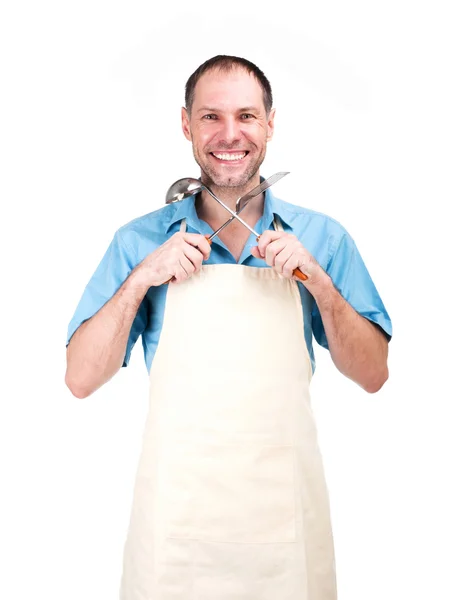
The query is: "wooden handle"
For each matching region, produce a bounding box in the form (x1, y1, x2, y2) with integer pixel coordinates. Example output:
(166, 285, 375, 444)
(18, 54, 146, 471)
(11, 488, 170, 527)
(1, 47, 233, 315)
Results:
(293, 267, 308, 281)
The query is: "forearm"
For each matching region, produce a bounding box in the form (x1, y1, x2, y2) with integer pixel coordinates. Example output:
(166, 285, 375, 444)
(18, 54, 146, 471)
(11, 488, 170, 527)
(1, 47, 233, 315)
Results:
(305, 268, 389, 393)
(65, 271, 149, 398)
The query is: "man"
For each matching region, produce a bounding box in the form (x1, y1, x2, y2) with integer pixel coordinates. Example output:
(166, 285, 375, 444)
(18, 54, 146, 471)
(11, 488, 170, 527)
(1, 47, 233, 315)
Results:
(66, 55, 392, 600)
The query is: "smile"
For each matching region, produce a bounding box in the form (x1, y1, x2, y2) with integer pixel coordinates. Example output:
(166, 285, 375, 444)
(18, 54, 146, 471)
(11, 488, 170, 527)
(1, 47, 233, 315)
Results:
(210, 151, 249, 162)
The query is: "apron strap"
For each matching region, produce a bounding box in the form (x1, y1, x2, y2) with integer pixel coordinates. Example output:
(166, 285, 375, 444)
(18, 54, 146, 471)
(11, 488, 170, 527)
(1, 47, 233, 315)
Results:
(179, 214, 284, 234)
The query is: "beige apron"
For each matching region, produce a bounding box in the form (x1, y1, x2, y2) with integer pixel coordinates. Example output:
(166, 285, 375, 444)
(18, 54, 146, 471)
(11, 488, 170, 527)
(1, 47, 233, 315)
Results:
(119, 217, 337, 599)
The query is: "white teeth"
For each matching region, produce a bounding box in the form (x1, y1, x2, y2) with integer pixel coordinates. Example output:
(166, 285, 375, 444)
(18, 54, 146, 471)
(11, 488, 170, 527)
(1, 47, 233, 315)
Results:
(213, 152, 246, 161)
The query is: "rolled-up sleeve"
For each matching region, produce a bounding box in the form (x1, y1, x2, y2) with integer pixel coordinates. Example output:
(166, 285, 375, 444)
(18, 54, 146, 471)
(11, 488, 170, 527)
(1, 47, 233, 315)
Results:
(66, 229, 147, 367)
(312, 230, 392, 349)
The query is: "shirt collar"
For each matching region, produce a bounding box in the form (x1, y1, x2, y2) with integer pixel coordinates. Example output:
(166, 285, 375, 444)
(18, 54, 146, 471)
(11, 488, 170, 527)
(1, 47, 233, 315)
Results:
(164, 195, 202, 234)
(164, 175, 296, 234)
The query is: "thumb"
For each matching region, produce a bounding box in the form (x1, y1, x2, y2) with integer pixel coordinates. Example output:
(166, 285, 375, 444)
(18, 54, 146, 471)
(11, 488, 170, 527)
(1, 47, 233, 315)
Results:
(250, 246, 262, 259)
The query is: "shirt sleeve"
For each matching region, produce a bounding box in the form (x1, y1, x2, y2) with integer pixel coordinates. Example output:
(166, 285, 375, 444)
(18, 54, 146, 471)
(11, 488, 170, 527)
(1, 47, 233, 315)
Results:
(312, 230, 392, 349)
(66, 229, 147, 367)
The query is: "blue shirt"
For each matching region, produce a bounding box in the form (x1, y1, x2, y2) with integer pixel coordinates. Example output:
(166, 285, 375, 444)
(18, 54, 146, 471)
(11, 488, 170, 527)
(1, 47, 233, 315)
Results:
(66, 185, 392, 374)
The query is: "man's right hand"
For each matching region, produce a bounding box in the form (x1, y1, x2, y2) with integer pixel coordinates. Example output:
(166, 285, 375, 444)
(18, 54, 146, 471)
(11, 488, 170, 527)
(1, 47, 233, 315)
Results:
(131, 232, 211, 289)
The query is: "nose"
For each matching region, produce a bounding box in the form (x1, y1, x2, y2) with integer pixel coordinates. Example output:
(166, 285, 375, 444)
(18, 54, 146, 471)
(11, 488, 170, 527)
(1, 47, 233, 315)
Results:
(218, 116, 241, 145)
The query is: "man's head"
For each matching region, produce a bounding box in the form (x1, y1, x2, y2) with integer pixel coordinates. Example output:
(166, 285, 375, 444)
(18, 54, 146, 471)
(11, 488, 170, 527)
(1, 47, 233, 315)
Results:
(181, 55, 275, 190)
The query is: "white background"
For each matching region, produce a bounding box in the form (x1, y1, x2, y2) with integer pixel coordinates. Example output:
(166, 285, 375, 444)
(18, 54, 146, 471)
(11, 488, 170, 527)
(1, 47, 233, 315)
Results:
(1, 1, 472, 598)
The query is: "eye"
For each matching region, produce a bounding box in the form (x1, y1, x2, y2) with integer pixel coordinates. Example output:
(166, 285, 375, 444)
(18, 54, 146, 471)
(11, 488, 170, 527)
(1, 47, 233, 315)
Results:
(241, 113, 255, 120)
(203, 114, 217, 120)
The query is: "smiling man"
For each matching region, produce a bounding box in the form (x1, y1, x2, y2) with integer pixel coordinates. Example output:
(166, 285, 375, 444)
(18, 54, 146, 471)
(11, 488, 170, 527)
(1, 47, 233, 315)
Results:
(65, 55, 392, 600)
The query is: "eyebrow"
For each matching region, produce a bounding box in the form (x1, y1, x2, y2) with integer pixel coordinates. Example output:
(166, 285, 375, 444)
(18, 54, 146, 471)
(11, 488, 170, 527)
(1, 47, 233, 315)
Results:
(196, 106, 261, 113)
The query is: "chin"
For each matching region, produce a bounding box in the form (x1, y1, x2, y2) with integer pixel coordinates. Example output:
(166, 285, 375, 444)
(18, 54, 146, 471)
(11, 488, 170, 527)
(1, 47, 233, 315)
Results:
(199, 167, 244, 189)
(196, 149, 264, 189)
(214, 174, 251, 188)
(202, 164, 261, 190)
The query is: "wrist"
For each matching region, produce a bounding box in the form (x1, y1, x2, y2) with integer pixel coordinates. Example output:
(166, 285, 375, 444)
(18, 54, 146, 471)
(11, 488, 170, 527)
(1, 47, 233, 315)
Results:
(126, 267, 151, 298)
(303, 263, 333, 302)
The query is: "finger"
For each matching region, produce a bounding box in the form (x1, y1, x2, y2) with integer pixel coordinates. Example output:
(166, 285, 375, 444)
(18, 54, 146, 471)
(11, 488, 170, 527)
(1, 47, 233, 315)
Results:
(250, 246, 263, 259)
(177, 255, 196, 280)
(282, 253, 306, 279)
(171, 262, 188, 284)
(273, 245, 294, 274)
(265, 237, 290, 267)
(257, 230, 284, 257)
(183, 233, 211, 260)
(182, 245, 205, 271)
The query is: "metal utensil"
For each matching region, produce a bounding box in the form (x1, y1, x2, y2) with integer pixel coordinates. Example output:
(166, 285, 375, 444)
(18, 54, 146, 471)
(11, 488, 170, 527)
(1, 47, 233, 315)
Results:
(165, 172, 288, 240)
(210, 172, 289, 239)
(163, 175, 283, 283)
(164, 174, 307, 281)
(168, 178, 261, 235)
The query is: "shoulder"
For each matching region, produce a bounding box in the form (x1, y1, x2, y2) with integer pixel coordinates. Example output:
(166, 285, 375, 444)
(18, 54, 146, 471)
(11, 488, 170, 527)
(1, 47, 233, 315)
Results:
(117, 203, 179, 240)
(275, 196, 352, 257)
(111, 204, 180, 259)
(277, 197, 347, 229)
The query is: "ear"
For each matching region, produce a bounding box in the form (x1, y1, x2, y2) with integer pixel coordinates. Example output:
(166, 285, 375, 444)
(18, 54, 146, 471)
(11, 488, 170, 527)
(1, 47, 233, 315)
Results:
(267, 107, 276, 141)
(181, 107, 192, 141)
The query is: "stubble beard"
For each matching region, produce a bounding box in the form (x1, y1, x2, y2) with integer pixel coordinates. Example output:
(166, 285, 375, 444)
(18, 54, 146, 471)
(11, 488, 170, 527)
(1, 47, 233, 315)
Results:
(192, 144, 267, 189)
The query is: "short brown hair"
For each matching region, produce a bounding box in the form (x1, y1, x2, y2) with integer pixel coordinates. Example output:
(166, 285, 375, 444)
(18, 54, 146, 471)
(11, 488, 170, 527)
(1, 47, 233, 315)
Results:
(184, 55, 273, 116)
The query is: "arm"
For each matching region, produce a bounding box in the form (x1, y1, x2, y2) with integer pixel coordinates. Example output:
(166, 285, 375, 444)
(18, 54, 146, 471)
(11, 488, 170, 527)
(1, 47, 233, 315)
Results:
(65, 272, 148, 399)
(65, 231, 211, 399)
(252, 230, 390, 394)
(304, 268, 389, 393)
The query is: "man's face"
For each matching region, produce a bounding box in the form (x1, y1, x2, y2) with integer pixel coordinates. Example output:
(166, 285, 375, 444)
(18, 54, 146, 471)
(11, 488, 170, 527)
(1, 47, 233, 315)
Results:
(181, 67, 275, 188)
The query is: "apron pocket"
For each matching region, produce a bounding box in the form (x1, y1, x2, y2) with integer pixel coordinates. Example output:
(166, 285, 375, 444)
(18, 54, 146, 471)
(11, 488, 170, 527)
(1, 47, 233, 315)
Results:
(163, 441, 296, 544)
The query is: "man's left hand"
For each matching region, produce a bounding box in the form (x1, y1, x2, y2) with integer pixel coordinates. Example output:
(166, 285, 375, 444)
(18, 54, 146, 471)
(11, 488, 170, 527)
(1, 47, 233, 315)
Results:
(250, 230, 325, 285)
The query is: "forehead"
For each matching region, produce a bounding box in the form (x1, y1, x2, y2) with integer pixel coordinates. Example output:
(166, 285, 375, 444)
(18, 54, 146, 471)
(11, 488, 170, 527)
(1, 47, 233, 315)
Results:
(193, 67, 265, 112)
